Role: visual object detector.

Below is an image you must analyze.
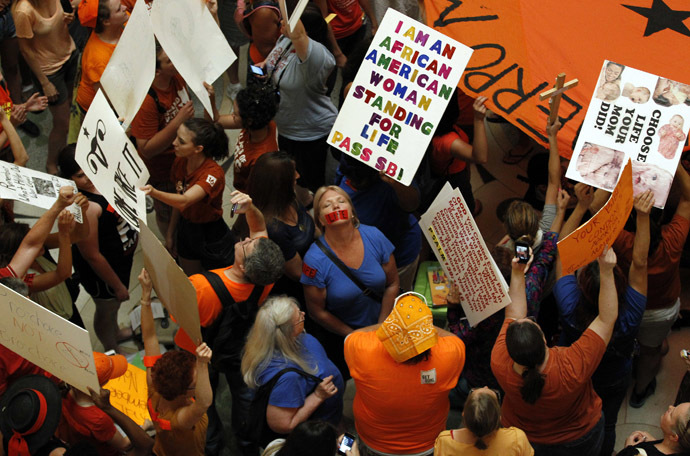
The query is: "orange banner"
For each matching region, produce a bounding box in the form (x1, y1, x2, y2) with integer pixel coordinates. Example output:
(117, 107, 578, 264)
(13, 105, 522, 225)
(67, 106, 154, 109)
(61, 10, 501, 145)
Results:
(423, 0, 690, 158)
(558, 160, 633, 275)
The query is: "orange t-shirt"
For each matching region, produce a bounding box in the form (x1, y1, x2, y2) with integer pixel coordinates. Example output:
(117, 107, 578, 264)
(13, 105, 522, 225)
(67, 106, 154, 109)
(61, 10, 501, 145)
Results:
(12, 0, 75, 75)
(431, 126, 469, 176)
(344, 331, 465, 454)
(174, 266, 273, 353)
(0, 82, 12, 149)
(76, 32, 116, 111)
(232, 121, 278, 192)
(130, 74, 189, 184)
(490, 319, 605, 445)
(57, 393, 119, 456)
(171, 157, 224, 223)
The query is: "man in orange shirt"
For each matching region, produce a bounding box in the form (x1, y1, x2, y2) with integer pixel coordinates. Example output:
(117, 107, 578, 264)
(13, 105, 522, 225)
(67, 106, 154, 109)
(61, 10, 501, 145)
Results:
(76, 0, 128, 112)
(344, 293, 465, 456)
(173, 192, 284, 456)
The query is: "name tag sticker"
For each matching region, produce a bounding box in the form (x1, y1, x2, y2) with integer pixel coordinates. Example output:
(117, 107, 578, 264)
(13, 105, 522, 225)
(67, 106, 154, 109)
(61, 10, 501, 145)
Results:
(421, 368, 436, 384)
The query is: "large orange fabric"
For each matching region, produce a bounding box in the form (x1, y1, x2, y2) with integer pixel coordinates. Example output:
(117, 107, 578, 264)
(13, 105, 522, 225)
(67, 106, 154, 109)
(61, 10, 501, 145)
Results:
(77, 32, 116, 111)
(423, 0, 690, 158)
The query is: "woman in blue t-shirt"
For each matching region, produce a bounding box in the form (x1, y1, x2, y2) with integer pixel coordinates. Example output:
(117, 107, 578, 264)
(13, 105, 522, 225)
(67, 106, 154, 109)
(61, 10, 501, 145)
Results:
(554, 189, 654, 456)
(241, 296, 343, 447)
(300, 185, 399, 379)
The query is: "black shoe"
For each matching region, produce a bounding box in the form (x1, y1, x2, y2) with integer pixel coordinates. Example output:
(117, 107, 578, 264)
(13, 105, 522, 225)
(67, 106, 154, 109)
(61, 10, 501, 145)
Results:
(630, 377, 656, 408)
(18, 119, 40, 138)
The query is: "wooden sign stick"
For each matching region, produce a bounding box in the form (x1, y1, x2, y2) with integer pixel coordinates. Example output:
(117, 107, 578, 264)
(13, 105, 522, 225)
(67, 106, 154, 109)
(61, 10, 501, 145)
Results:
(539, 73, 579, 125)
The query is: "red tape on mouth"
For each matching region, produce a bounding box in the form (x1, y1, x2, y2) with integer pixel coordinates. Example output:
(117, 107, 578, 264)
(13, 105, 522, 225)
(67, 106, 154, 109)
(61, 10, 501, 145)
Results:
(325, 210, 349, 224)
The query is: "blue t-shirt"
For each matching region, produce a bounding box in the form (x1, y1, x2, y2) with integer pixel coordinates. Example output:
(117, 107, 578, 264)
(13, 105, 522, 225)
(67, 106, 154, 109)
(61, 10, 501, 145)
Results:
(554, 274, 646, 386)
(337, 176, 421, 268)
(267, 204, 315, 261)
(300, 225, 395, 328)
(257, 333, 344, 426)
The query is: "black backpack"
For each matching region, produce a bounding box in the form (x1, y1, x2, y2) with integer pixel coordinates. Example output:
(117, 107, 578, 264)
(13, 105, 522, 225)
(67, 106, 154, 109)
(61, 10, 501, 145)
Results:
(247, 367, 322, 447)
(199, 270, 265, 373)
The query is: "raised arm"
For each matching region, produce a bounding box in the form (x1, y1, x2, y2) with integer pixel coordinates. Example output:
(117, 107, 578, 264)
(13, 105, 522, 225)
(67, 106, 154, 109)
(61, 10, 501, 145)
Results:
(44, 193, 91, 248)
(549, 189, 570, 234)
(6, 187, 75, 277)
(448, 97, 489, 165)
(544, 119, 562, 206)
(231, 191, 268, 238)
(281, 18, 309, 62)
(175, 343, 213, 430)
(504, 255, 531, 320)
(560, 183, 594, 239)
(29, 211, 74, 292)
(141, 183, 206, 212)
(587, 247, 619, 344)
(138, 268, 160, 389)
(135, 101, 194, 159)
(629, 190, 653, 295)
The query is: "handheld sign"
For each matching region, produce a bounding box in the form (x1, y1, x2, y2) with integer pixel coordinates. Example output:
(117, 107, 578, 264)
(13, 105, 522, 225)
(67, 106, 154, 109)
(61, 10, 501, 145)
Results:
(328, 8, 472, 185)
(104, 361, 149, 425)
(419, 182, 510, 326)
(75, 90, 150, 231)
(0, 284, 99, 394)
(559, 159, 634, 275)
(566, 61, 690, 208)
(138, 221, 202, 345)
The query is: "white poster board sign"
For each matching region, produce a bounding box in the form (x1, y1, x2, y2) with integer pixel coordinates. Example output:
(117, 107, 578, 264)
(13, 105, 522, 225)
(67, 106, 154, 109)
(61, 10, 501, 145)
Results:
(328, 8, 472, 185)
(419, 183, 510, 327)
(75, 90, 150, 231)
(0, 284, 99, 394)
(150, 0, 236, 116)
(0, 162, 83, 222)
(138, 221, 202, 345)
(100, 0, 156, 129)
(566, 60, 690, 208)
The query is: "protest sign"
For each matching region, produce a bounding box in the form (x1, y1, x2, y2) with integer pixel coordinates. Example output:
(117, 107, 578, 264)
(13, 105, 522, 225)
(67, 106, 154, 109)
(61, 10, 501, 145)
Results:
(328, 9, 472, 185)
(278, 0, 309, 34)
(138, 220, 202, 344)
(0, 284, 99, 394)
(423, 0, 690, 159)
(75, 90, 150, 231)
(100, 0, 156, 128)
(0, 162, 83, 222)
(104, 362, 149, 425)
(150, 0, 236, 116)
(420, 182, 510, 326)
(566, 61, 689, 208)
(559, 159, 634, 275)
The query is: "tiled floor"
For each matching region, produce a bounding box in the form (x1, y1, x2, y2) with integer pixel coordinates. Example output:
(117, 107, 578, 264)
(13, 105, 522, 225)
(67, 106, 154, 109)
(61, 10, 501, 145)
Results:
(10, 72, 690, 454)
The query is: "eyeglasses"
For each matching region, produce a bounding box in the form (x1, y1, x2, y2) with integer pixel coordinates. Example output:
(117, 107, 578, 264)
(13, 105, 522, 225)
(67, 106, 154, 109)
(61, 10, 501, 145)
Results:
(470, 387, 502, 404)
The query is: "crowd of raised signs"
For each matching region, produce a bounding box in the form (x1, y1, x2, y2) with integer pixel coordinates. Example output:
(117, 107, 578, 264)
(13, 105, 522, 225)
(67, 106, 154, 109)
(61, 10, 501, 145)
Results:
(0, 0, 690, 455)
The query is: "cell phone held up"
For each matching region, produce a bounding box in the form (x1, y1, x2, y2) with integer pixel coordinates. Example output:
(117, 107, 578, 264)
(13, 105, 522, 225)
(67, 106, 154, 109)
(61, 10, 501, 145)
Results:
(338, 433, 355, 455)
(60, 0, 73, 13)
(515, 241, 530, 264)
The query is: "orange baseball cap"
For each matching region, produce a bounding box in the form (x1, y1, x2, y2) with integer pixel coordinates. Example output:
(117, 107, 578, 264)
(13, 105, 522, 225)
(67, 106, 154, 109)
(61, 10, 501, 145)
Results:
(93, 352, 128, 386)
(78, 0, 99, 28)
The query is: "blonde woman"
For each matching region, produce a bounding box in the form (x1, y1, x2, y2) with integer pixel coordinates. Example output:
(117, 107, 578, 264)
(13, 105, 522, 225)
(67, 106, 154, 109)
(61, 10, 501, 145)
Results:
(242, 296, 343, 448)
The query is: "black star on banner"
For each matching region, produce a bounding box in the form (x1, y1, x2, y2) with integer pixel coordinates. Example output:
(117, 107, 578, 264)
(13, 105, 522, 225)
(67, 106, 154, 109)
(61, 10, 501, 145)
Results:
(623, 0, 690, 37)
(82, 127, 90, 139)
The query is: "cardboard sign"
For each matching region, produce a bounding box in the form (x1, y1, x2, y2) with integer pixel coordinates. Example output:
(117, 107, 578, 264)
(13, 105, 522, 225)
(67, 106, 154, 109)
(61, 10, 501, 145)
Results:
(566, 61, 690, 208)
(138, 220, 202, 345)
(104, 361, 149, 425)
(420, 183, 510, 326)
(328, 9, 472, 185)
(75, 90, 150, 231)
(278, 0, 309, 34)
(0, 162, 83, 223)
(150, 0, 236, 117)
(100, 0, 156, 129)
(559, 160, 634, 275)
(0, 284, 99, 394)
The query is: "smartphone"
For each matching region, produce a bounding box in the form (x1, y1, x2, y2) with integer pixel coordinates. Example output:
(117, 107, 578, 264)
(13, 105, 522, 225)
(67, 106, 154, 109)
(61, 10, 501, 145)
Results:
(337, 433, 355, 455)
(60, 0, 73, 13)
(250, 65, 264, 76)
(515, 241, 530, 264)
(681, 349, 690, 360)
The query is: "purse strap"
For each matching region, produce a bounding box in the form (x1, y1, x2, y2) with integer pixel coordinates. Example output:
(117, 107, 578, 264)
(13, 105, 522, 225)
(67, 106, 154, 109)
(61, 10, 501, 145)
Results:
(315, 238, 383, 302)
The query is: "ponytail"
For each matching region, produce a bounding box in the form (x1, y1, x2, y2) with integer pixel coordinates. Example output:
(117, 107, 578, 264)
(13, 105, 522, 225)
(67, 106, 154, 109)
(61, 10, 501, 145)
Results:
(520, 366, 545, 404)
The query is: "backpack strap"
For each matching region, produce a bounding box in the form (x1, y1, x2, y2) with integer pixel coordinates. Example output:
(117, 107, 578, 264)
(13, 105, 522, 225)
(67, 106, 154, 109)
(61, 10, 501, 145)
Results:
(314, 238, 383, 302)
(262, 367, 323, 392)
(147, 87, 166, 114)
(199, 270, 265, 344)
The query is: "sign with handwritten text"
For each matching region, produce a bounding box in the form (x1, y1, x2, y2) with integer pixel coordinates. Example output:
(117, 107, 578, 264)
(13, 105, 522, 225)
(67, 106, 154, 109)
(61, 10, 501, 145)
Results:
(419, 183, 509, 326)
(0, 284, 99, 394)
(104, 362, 149, 425)
(328, 8, 472, 185)
(559, 159, 634, 275)
(75, 90, 150, 231)
(0, 162, 83, 222)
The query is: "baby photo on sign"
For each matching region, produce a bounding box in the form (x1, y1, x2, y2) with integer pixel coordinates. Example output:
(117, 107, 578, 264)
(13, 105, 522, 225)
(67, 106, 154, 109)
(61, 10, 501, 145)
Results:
(632, 161, 673, 200)
(32, 177, 57, 197)
(595, 61, 624, 102)
(653, 78, 690, 107)
(575, 142, 625, 190)
(657, 114, 686, 160)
